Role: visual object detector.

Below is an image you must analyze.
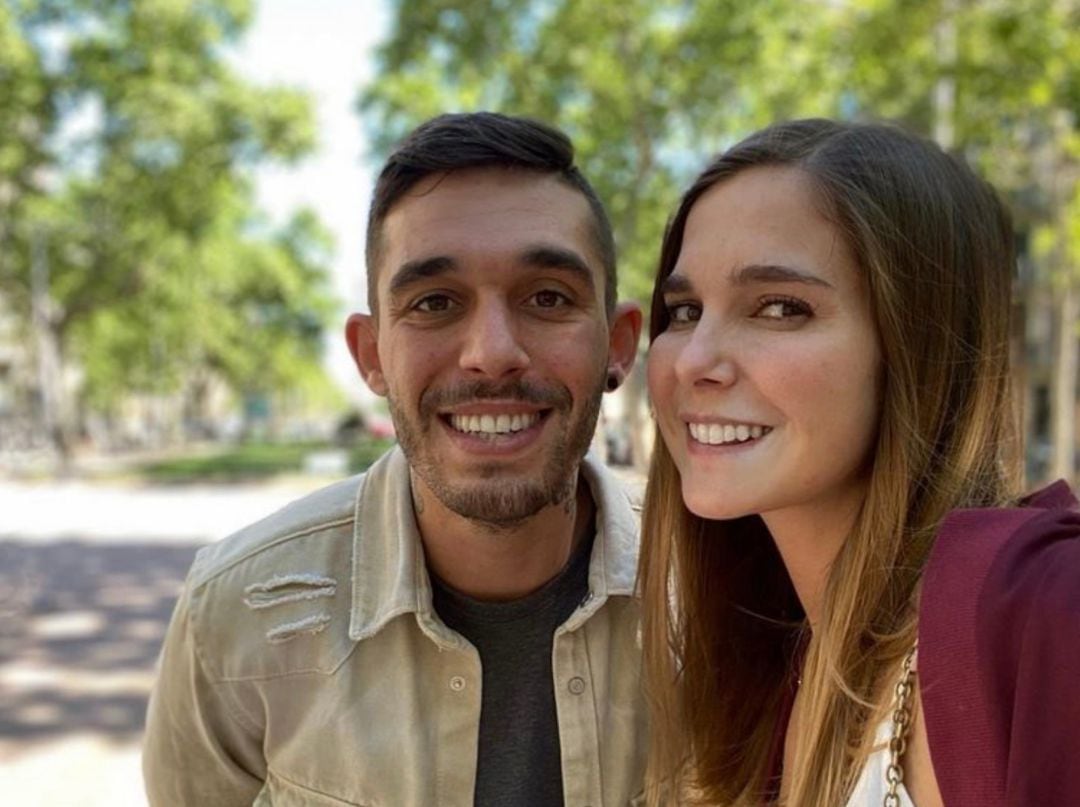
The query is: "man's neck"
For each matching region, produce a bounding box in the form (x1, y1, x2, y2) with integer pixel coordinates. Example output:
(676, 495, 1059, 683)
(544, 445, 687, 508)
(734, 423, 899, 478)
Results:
(414, 472, 595, 602)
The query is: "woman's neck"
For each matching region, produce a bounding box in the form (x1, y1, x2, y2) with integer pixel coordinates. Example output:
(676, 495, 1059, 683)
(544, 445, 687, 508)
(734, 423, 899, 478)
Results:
(760, 483, 867, 628)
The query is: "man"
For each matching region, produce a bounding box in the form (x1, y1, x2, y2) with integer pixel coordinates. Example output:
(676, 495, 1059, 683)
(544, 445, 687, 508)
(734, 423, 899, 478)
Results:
(143, 111, 645, 806)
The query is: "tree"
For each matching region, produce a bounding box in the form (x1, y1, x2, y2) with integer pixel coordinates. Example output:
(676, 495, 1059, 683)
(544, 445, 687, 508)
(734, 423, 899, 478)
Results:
(830, 0, 1080, 482)
(1, 0, 339, 454)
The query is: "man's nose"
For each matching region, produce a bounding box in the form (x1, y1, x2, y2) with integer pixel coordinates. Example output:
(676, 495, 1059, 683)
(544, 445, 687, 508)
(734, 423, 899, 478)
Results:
(458, 300, 530, 378)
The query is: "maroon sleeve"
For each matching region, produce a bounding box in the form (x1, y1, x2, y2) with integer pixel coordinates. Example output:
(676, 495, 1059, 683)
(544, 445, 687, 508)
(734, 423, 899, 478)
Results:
(920, 497, 1080, 807)
(980, 506, 1080, 806)
(919, 507, 1035, 805)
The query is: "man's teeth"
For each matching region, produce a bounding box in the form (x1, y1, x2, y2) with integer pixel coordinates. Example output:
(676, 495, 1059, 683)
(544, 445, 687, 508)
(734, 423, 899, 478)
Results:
(688, 422, 770, 445)
(450, 412, 540, 435)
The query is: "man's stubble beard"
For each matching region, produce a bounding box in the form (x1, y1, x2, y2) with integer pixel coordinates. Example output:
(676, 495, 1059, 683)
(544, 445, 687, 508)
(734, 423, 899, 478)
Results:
(388, 373, 605, 528)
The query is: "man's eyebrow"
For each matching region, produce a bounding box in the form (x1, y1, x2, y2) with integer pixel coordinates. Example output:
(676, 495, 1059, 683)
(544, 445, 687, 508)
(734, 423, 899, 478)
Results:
(732, 263, 834, 289)
(387, 256, 457, 297)
(520, 245, 596, 292)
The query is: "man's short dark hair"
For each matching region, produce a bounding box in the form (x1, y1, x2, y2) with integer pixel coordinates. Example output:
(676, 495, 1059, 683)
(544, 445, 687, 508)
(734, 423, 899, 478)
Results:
(365, 111, 616, 316)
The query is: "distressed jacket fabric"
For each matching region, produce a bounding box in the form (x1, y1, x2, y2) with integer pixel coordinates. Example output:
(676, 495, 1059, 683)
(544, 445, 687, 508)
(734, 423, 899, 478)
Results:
(142, 446, 647, 807)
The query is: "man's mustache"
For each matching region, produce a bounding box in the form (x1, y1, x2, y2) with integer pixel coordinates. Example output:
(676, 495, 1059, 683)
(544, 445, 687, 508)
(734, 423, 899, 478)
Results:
(420, 379, 571, 416)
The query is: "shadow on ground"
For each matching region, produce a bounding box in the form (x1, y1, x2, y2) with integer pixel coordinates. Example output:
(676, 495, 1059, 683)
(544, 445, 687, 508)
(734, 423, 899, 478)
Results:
(0, 539, 201, 751)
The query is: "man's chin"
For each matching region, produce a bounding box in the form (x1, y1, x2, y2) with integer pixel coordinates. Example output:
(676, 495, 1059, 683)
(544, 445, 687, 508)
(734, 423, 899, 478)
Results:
(439, 483, 551, 525)
(423, 470, 577, 525)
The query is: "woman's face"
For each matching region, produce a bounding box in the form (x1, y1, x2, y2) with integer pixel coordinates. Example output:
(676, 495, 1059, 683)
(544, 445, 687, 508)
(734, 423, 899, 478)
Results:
(648, 165, 882, 528)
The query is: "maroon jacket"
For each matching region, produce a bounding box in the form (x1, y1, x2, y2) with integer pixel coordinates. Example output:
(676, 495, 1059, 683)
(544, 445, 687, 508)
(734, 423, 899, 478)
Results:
(920, 481, 1080, 806)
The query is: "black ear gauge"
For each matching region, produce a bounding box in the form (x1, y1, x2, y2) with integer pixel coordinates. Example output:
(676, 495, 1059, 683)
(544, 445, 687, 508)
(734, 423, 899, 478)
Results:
(605, 371, 620, 392)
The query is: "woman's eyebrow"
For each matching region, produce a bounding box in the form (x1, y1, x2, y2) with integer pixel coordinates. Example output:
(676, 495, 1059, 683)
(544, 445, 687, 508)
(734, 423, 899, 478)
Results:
(732, 263, 834, 289)
(660, 273, 693, 295)
(661, 264, 834, 295)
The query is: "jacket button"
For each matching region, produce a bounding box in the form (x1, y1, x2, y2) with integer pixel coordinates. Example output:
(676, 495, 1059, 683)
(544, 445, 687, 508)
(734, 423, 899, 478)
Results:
(568, 676, 586, 695)
(449, 676, 466, 692)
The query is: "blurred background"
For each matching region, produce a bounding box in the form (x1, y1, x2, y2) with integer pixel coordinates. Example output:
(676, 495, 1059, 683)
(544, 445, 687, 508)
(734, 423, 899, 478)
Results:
(1, 0, 1077, 803)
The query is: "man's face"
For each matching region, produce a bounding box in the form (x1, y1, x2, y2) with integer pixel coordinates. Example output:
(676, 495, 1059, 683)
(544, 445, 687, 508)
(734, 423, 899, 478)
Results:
(349, 168, 634, 526)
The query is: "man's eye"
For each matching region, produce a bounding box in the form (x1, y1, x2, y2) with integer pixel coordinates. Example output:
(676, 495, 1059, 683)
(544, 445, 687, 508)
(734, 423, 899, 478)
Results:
(754, 297, 813, 320)
(530, 290, 570, 308)
(666, 302, 701, 324)
(413, 294, 456, 313)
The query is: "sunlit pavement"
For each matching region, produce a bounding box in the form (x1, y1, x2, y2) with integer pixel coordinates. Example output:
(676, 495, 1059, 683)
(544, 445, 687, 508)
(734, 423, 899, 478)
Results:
(0, 477, 329, 807)
(0, 467, 645, 806)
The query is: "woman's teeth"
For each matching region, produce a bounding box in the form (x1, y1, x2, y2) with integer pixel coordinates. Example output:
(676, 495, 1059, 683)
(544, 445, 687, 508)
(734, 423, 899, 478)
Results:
(688, 422, 770, 445)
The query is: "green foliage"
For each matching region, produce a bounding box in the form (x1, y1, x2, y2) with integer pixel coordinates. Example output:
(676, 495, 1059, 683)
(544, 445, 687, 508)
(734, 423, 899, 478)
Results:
(835, 0, 1080, 294)
(361, 0, 836, 306)
(0, 3, 50, 187)
(134, 437, 394, 484)
(362, 0, 1080, 309)
(362, 0, 751, 306)
(1, 0, 338, 419)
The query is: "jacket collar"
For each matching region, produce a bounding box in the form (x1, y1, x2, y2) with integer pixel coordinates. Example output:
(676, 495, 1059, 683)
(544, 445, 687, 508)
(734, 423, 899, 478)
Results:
(1022, 479, 1078, 510)
(348, 445, 640, 642)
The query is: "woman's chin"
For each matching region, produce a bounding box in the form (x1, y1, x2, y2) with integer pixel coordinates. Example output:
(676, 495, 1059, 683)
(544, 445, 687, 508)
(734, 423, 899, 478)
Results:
(681, 483, 756, 522)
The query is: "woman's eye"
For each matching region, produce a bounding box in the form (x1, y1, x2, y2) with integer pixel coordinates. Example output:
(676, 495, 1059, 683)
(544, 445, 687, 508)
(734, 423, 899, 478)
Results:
(530, 289, 570, 308)
(666, 302, 701, 324)
(413, 294, 456, 313)
(755, 297, 813, 320)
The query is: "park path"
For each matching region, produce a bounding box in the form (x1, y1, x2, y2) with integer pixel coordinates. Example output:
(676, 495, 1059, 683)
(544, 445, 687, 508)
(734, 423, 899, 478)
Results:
(0, 477, 327, 807)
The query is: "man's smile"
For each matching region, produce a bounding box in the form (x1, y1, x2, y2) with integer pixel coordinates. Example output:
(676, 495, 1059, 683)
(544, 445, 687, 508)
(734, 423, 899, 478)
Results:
(447, 411, 544, 436)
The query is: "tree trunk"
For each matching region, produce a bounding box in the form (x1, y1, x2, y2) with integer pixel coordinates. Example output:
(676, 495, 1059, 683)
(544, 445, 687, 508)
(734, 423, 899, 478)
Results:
(933, 0, 957, 149)
(1045, 106, 1078, 484)
(624, 349, 651, 473)
(1050, 279, 1078, 482)
(31, 228, 71, 466)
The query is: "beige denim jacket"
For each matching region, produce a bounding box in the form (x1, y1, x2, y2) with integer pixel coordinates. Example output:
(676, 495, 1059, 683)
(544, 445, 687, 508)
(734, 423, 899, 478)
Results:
(143, 446, 647, 806)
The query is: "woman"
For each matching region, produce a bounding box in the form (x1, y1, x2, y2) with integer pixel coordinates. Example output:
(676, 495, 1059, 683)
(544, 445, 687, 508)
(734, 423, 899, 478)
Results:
(639, 119, 1080, 806)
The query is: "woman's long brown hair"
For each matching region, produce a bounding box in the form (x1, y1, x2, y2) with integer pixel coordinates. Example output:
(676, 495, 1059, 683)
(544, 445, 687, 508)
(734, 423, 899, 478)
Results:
(639, 119, 1021, 805)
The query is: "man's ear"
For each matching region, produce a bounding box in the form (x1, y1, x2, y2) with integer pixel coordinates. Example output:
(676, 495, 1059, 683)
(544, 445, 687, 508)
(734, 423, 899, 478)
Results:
(605, 301, 643, 389)
(345, 313, 388, 397)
